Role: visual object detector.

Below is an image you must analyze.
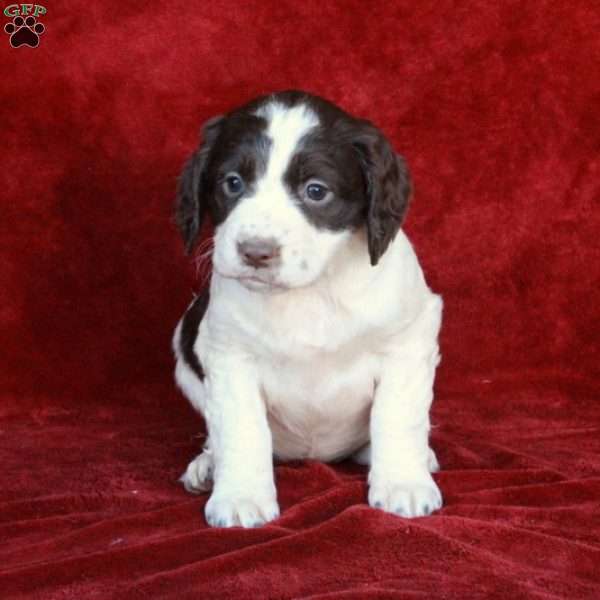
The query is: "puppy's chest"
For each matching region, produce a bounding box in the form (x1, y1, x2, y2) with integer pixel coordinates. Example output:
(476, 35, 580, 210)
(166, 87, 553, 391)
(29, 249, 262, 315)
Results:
(258, 344, 379, 462)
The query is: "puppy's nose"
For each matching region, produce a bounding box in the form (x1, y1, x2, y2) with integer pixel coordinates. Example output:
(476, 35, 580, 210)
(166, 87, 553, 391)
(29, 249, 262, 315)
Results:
(237, 237, 281, 269)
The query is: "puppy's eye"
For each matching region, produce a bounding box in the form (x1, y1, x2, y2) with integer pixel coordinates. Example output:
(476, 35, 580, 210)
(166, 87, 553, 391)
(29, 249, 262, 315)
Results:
(304, 181, 330, 203)
(223, 173, 245, 197)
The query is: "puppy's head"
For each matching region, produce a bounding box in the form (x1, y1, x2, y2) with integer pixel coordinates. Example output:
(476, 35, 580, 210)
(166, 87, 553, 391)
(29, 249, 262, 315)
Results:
(176, 90, 411, 292)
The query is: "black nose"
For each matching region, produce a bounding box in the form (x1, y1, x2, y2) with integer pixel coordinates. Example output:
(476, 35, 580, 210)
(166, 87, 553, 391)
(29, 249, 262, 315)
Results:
(237, 237, 281, 269)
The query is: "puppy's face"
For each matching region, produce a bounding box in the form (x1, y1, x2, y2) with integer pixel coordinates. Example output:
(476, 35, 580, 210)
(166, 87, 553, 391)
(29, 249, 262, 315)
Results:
(176, 91, 412, 292)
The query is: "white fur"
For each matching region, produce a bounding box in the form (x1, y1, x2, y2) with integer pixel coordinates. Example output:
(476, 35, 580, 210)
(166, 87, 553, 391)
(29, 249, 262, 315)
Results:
(174, 101, 443, 527)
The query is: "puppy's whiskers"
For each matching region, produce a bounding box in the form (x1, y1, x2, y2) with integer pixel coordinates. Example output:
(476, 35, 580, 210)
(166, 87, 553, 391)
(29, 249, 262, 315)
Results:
(193, 237, 214, 288)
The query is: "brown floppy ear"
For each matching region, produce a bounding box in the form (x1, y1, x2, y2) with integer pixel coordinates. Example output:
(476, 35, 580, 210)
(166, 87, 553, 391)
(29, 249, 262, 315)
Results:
(353, 122, 412, 266)
(175, 115, 223, 254)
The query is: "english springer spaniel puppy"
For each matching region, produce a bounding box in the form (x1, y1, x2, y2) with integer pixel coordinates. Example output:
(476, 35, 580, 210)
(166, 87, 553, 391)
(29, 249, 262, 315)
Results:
(173, 90, 443, 528)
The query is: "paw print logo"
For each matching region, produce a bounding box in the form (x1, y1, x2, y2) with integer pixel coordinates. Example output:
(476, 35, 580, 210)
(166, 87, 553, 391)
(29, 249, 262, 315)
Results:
(4, 15, 45, 48)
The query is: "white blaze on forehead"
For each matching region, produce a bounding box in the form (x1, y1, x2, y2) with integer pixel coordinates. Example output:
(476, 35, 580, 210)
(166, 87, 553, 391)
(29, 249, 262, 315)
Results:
(255, 102, 319, 190)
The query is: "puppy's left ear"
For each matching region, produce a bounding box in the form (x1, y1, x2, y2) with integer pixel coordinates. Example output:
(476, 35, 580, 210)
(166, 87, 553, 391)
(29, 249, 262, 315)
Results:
(175, 115, 223, 254)
(353, 122, 412, 266)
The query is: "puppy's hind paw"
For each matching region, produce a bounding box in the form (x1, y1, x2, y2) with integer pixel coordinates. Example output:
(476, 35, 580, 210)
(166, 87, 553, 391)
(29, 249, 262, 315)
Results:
(428, 447, 440, 473)
(180, 451, 213, 493)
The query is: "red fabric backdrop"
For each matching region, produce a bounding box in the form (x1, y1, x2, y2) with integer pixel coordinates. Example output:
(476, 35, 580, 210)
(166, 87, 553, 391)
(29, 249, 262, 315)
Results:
(1, 1, 599, 598)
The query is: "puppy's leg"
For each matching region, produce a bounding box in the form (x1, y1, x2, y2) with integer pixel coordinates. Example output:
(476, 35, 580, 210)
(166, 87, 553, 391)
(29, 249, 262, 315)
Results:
(174, 347, 215, 492)
(368, 295, 443, 518)
(353, 443, 440, 473)
(203, 355, 279, 528)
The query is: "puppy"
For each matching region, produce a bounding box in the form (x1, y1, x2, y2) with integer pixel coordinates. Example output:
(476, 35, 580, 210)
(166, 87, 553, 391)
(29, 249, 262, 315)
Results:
(173, 90, 443, 528)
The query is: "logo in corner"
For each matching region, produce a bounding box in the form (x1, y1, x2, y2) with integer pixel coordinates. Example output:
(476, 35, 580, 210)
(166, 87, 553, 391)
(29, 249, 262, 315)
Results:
(4, 4, 46, 48)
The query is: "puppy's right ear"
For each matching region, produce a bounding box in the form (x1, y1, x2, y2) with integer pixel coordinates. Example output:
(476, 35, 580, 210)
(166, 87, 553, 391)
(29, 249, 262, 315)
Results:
(175, 115, 223, 254)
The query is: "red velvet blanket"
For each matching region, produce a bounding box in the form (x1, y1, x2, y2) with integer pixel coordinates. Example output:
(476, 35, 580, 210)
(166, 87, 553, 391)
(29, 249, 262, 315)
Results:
(2, 1, 599, 598)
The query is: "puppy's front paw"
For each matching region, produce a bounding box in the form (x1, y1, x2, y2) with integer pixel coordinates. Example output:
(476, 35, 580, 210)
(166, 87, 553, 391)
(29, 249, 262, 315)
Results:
(205, 491, 280, 528)
(369, 474, 442, 518)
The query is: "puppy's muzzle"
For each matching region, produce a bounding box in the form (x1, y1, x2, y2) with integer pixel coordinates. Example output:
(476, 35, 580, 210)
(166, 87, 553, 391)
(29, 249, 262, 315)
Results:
(237, 237, 281, 269)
